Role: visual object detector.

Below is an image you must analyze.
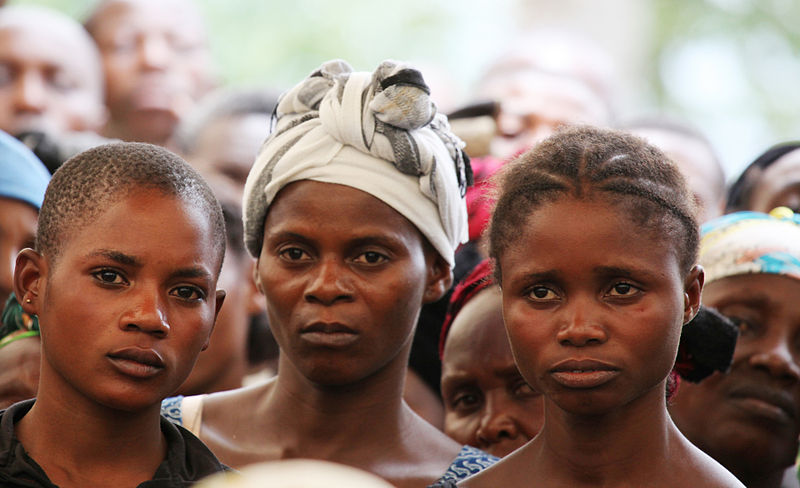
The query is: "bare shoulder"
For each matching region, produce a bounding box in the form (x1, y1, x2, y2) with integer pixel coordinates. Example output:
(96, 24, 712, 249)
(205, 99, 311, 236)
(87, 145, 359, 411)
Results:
(197, 379, 281, 468)
(670, 435, 745, 488)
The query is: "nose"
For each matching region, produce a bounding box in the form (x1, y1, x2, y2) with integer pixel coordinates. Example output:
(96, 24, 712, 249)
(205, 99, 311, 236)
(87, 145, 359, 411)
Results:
(13, 71, 46, 114)
(139, 35, 171, 71)
(304, 257, 354, 306)
(748, 333, 800, 384)
(556, 299, 608, 347)
(475, 390, 520, 447)
(121, 287, 170, 337)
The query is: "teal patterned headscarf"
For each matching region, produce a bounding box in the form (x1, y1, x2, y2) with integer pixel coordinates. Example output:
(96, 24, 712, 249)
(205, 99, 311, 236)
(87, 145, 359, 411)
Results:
(700, 207, 800, 284)
(0, 293, 39, 349)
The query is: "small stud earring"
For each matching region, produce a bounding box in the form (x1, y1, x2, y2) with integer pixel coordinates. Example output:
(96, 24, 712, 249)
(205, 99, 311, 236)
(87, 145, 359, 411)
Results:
(25, 298, 32, 304)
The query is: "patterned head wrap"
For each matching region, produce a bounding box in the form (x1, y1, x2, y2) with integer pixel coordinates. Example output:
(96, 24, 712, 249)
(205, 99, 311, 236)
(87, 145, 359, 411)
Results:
(0, 129, 50, 209)
(699, 207, 800, 284)
(243, 59, 471, 267)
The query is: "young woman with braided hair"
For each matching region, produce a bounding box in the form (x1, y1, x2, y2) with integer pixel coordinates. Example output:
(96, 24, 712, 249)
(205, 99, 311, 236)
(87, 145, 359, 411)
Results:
(456, 126, 743, 487)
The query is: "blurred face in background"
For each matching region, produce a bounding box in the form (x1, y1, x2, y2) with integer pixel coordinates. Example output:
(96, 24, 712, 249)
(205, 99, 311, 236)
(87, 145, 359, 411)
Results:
(441, 286, 544, 458)
(479, 69, 610, 160)
(87, 0, 216, 146)
(0, 7, 105, 138)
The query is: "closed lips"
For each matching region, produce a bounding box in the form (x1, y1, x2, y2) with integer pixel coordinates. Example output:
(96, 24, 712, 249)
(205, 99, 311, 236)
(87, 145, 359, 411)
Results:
(107, 347, 165, 368)
(729, 383, 797, 419)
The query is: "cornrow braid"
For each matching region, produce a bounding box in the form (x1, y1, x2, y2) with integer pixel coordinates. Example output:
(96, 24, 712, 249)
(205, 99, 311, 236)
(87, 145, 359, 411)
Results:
(37, 142, 226, 271)
(488, 125, 698, 280)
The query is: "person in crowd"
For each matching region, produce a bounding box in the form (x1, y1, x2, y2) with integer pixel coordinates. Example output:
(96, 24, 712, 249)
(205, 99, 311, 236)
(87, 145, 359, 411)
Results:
(625, 118, 726, 222)
(163, 59, 496, 487)
(0, 6, 106, 144)
(1, 142, 228, 487)
(475, 66, 611, 162)
(172, 87, 277, 200)
(85, 0, 217, 148)
(669, 209, 800, 488)
(0, 130, 50, 410)
(440, 259, 544, 458)
(455, 126, 742, 487)
(726, 142, 800, 214)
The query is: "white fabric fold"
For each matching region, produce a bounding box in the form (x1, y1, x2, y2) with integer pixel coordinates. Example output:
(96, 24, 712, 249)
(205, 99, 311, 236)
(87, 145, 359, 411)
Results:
(243, 59, 470, 266)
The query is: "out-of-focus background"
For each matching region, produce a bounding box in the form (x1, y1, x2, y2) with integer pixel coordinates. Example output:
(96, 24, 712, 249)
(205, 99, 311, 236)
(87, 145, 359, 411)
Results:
(17, 0, 800, 179)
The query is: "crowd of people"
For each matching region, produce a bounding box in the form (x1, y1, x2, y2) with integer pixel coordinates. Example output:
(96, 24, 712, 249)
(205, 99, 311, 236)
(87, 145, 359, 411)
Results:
(0, 1, 799, 487)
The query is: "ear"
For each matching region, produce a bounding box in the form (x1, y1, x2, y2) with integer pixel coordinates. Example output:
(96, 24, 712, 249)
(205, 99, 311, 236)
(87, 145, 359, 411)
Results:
(14, 249, 46, 317)
(202, 289, 226, 351)
(244, 258, 266, 315)
(423, 254, 453, 304)
(682, 265, 704, 325)
(252, 257, 264, 295)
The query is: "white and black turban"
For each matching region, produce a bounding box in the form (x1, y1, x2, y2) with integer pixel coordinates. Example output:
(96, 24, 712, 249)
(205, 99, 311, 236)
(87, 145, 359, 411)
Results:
(243, 59, 471, 267)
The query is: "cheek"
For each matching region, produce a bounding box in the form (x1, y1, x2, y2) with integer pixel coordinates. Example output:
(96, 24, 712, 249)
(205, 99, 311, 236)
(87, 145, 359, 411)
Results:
(503, 304, 549, 381)
(444, 412, 479, 444)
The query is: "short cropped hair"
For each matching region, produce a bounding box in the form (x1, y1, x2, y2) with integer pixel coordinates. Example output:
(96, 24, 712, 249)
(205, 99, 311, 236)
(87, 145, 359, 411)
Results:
(37, 142, 226, 270)
(488, 125, 698, 279)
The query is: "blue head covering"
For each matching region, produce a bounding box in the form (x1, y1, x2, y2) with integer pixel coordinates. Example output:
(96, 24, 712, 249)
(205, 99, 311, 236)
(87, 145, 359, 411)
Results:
(0, 130, 50, 209)
(699, 207, 800, 284)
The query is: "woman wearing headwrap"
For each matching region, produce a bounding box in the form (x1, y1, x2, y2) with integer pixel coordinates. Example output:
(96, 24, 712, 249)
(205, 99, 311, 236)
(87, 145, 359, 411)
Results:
(669, 208, 800, 488)
(161, 60, 495, 487)
(0, 129, 50, 410)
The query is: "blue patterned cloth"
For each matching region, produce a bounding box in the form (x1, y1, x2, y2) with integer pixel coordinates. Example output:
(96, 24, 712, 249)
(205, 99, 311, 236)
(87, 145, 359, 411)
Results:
(430, 445, 498, 487)
(161, 395, 184, 425)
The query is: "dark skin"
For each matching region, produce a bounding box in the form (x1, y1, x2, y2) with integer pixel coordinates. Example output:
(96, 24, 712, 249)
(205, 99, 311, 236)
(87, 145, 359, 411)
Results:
(194, 181, 461, 488)
(670, 274, 800, 488)
(461, 196, 742, 488)
(12, 190, 224, 488)
(441, 285, 544, 458)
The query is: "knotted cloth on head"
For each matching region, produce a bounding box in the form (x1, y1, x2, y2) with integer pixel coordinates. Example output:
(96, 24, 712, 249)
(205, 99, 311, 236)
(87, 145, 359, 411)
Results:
(699, 207, 800, 284)
(243, 59, 471, 267)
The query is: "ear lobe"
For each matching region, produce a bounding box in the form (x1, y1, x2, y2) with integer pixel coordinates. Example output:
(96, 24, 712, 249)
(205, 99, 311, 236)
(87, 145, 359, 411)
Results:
(14, 249, 45, 316)
(423, 255, 453, 304)
(252, 258, 265, 295)
(683, 265, 704, 324)
(244, 258, 266, 315)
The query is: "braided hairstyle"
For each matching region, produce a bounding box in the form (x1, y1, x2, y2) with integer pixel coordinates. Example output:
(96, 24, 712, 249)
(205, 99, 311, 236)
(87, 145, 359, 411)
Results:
(488, 125, 699, 280)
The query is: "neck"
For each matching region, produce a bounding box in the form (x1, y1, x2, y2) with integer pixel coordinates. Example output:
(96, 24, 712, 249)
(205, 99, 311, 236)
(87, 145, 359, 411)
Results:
(261, 352, 414, 457)
(537, 385, 675, 482)
(16, 372, 165, 486)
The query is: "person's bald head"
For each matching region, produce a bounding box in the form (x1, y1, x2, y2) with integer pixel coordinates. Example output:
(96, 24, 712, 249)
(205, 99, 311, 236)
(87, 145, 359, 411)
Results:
(0, 5, 106, 137)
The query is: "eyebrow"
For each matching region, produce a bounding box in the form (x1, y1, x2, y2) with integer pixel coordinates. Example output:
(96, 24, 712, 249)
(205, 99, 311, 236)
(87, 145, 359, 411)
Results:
(88, 249, 213, 282)
(168, 267, 213, 282)
(88, 249, 141, 267)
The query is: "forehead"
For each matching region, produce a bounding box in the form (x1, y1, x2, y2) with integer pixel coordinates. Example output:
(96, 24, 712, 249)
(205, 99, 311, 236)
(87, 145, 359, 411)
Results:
(0, 18, 100, 83)
(59, 189, 221, 270)
(265, 180, 426, 247)
(91, 0, 206, 43)
(444, 287, 512, 363)
(500, 196, 683, 282)
(704, 273, 800, 306)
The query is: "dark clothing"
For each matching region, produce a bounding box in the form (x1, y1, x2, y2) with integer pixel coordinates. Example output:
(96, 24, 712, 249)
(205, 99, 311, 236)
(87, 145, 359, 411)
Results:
(0, 399, 227, 487)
